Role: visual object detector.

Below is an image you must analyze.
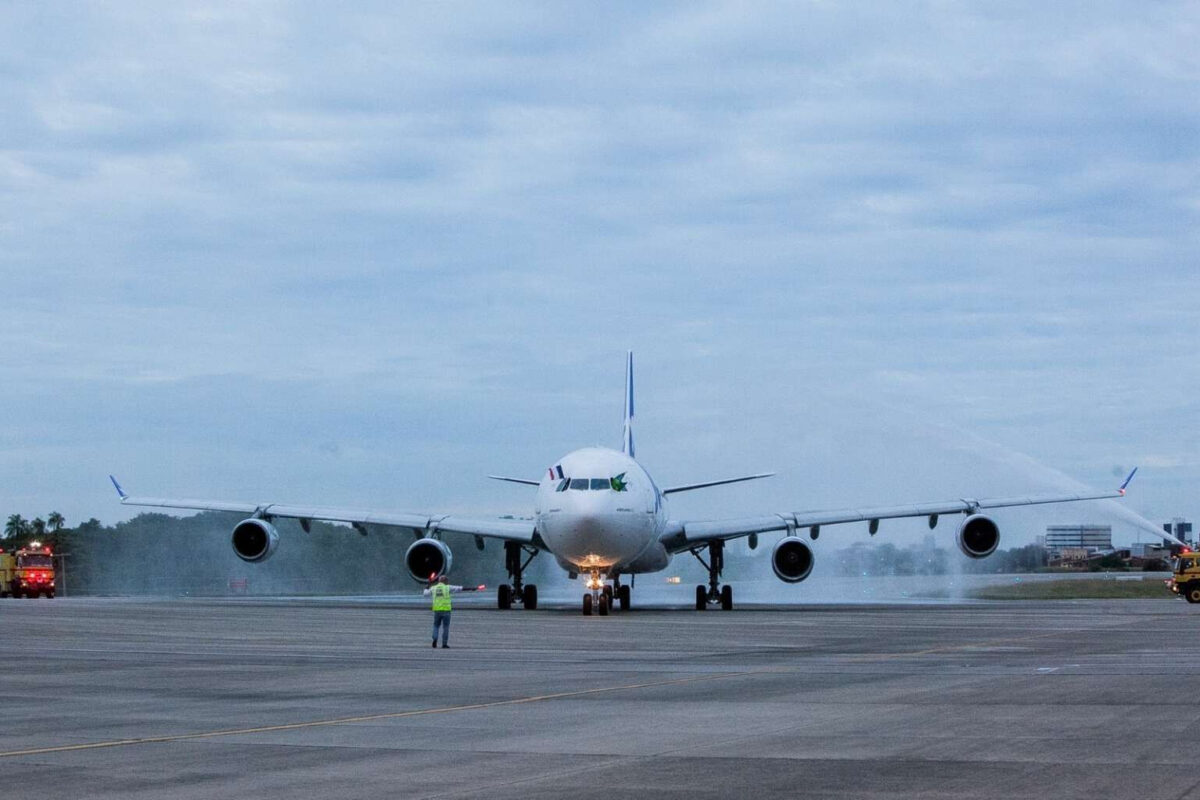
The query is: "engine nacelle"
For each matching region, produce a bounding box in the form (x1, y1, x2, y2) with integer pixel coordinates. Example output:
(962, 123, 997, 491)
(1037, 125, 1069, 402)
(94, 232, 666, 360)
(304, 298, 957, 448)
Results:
(406, 538, 453, 582)
(231, 518, 279, 563)
(956, 514, 1000, 559)
(772, 536, 815, 583)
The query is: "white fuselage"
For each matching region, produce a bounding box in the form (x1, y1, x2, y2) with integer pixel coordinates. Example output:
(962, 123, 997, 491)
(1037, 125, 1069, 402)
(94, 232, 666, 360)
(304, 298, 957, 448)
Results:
(534, 447, 670, 575)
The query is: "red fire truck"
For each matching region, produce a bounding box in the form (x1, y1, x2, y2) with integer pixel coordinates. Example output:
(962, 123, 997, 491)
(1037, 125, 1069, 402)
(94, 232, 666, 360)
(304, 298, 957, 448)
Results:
(0, 542, 56, 598)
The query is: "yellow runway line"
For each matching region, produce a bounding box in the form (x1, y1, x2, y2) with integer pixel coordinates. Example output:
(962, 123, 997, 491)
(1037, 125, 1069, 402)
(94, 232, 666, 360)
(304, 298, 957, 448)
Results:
(0, 626, 1100, 760)
(0, 669, 755, 760)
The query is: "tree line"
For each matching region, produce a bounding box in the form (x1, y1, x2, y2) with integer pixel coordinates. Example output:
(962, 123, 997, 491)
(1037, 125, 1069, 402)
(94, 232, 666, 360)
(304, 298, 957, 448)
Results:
(1, 511, 522, 595)
(3, 511, 1157, 595)
(4, 511, 66, 542)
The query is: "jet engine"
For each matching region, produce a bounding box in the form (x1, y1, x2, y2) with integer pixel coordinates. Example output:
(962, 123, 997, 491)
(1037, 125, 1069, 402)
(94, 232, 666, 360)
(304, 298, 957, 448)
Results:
(956, 514, 1000, 559)
(231, 518, 279, 563)
(772, 536, 815, 583)
(406, 538, 453, 582)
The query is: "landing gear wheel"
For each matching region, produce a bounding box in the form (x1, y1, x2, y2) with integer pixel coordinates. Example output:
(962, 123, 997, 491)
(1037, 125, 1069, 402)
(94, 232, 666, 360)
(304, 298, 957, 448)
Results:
(583, 593, 593, 616)
(688, 540, 727, 613)
(598, 595, 609, 616)
(618, 584, 631, 610)
(504, 541, 540, 611)
(498, 584, 512, 610)
(602, 585, 613, 605)
(1188, 586, 1200, 604)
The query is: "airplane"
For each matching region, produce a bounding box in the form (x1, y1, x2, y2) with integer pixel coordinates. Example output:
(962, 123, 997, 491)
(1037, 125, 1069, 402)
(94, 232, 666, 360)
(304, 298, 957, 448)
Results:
(110, 352, 1138, 615)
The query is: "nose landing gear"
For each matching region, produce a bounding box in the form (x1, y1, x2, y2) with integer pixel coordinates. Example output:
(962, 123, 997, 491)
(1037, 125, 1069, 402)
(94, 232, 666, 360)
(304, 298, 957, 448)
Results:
(498, 542, 540, 610)
(582, 571, 622, 615)
(689, 540, 733, 610)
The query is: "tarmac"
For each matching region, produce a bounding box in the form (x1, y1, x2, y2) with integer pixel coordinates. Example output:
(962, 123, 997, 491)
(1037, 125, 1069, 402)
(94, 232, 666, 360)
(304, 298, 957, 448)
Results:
(2, 595, 1199, 799)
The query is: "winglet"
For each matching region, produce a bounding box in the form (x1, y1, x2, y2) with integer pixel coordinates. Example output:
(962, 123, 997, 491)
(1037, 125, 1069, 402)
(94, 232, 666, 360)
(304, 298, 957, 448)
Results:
(1118, 467, 1138, 495)
(622, 351, 635, 458)
(109, 475, 128, 500)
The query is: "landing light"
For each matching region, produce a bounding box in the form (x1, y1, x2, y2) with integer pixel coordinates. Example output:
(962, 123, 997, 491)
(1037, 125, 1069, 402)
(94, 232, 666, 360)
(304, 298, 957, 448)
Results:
(666, 576, 681, 584)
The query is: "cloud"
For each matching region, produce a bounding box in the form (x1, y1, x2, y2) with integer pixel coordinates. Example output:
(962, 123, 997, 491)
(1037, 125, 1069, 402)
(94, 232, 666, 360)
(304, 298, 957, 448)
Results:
(0, 1, 1196, 533)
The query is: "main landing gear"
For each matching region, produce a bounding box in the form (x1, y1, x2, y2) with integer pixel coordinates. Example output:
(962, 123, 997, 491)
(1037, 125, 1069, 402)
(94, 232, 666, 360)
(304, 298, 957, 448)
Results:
(689, 540, 733, 611)
(581, 573, 631, 615)
(498, 542, 539, 610)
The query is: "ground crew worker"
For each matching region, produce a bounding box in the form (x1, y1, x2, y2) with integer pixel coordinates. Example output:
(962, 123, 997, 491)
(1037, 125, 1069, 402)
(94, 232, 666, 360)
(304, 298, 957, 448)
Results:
(422, 575, 484, 648)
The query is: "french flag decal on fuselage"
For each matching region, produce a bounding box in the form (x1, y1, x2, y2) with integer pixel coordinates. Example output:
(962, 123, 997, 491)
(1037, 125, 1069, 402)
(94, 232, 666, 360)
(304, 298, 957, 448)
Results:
(548, 464, 564, 480)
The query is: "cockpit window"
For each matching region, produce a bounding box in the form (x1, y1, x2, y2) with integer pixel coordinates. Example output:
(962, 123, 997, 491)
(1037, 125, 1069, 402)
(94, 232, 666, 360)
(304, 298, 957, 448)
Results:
(560, 476, 629, 491)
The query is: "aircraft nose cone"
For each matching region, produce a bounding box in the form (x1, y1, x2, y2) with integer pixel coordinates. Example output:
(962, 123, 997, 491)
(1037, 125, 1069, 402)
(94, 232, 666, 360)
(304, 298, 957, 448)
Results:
(540, 505, 648, 568)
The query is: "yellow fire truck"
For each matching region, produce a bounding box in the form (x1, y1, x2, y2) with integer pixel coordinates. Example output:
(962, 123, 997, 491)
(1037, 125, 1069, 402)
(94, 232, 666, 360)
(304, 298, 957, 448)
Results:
(0, 542, 56, 598)
(1168, 551, 1200, 603)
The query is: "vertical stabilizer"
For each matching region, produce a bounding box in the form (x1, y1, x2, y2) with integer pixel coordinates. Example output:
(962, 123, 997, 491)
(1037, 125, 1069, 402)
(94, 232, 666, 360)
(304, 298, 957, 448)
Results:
(622, 351, 635, 458)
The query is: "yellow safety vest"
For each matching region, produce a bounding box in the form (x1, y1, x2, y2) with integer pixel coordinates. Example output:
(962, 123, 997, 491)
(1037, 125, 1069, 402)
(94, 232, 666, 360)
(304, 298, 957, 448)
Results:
(431, 583, 452, 612)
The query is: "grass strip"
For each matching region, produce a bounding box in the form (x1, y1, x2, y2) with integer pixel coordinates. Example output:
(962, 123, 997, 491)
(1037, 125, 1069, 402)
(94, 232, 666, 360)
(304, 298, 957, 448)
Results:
(971, 577, 1174, 600)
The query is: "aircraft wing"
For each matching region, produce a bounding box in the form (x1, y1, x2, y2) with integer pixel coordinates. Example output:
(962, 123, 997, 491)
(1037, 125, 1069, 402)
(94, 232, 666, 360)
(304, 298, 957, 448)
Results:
(661, 470, 1137, 552)
(110, 477, 536, 543)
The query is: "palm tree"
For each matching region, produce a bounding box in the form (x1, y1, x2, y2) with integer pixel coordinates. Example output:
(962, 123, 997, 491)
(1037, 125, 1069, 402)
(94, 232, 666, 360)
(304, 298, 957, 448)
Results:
(4, 514, 27, 539)
(31, 518, 46, 537)
(47, 512, 65, 532)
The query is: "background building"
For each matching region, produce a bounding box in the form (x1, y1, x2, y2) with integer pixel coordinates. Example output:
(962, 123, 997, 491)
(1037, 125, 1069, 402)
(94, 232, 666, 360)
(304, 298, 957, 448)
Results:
(1164, 519, 1193, 546)
(1045, 525, 1112, 553)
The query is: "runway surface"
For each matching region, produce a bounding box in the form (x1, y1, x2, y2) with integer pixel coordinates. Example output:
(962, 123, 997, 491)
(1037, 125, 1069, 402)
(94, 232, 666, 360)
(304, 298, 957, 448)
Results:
(2, 596, 1198, 799)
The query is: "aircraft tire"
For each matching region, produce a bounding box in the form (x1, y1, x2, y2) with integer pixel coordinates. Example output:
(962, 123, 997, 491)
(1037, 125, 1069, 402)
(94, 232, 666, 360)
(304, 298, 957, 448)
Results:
(618, 584, 630, 610)
(720, 585, 733, 611)
(583, 593, 593, 616)
(695, 585, 706, 611)
(523, 585, 538, 610)
(598, 595, 609, 616)
(498, 584, 512, 610)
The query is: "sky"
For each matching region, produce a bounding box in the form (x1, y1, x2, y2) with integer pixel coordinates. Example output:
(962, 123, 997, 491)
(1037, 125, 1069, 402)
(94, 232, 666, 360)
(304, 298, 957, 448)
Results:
(1, 2, 1197, 551)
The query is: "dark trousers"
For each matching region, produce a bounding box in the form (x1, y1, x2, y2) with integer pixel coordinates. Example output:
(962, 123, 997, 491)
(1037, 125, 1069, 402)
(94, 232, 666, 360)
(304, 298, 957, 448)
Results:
(432, 611, 451, 645)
